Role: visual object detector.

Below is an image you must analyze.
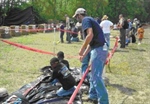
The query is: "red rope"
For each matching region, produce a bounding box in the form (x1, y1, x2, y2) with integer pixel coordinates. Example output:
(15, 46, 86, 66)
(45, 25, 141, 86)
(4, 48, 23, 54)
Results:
(105, 37, 119, 65)
(1, 36, 118, 60)
(67, 65, 91, 104)
(1, 39, 56, 56)
(1, 39, 79, 59)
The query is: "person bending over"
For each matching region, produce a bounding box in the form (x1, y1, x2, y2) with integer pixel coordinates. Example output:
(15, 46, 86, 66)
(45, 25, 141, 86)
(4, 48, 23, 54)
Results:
(49, 57, 76, 97)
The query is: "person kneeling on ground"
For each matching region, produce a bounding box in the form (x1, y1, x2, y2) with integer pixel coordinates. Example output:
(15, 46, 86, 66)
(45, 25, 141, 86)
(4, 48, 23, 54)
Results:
(70, 22, 79, 42)
(49, 57, 76, 97)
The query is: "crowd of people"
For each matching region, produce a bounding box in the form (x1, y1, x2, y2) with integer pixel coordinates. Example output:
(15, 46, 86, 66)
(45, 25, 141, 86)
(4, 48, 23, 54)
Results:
(59, 14, 80, 44)
(59, 11, 144, 48)
(117, 14, 144, 47)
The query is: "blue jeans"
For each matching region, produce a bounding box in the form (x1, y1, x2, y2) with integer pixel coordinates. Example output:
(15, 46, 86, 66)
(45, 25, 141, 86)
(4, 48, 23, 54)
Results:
(56, 86, 75, 97)
(81, 52, 90, 74)
(71, 37, 79, 42)
(50, 79, 59, 86)
(89, 46, 109, 104)
(81, 52, 91, 80)
(104, 33, 110, 48)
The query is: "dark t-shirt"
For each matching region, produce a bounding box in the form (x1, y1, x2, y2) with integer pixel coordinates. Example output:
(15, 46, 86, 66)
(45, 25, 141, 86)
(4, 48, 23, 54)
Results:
(82, 16, 106, 49)
(60, 24, 65, 33)
(60, 59, 70, 71)
(50, 63, 76, 90)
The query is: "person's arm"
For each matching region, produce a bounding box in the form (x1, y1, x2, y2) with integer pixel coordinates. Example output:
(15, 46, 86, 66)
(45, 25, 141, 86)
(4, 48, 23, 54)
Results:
(79, 28, 93, 55)
(117, 18, 123, 28)
(79, 28, 93, 61)
(110, 21, 114, 29)
(79, 44, 91, 62)
(110, 25, 114, 29)
(49, 74, 55, 82)
(62, 60, 70, 71)
(49, 69, 58, 82)
(120, 18, 124, 28)
(66, 61, 71, 71)
(100, 22, 103, 28)
(83, 44, 91, 57)
(129, 22, 132, 29)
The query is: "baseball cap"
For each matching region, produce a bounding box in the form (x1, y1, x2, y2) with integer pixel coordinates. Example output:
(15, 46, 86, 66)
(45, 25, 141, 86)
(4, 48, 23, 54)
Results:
(72, 8, 86, 18)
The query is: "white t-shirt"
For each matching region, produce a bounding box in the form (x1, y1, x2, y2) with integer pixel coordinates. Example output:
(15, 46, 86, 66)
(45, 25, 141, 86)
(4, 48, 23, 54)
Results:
(100, 20, 113, 33)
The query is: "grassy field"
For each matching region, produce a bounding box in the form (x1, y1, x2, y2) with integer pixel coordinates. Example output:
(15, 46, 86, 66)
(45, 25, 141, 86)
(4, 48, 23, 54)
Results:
(0, 26, 150, 104)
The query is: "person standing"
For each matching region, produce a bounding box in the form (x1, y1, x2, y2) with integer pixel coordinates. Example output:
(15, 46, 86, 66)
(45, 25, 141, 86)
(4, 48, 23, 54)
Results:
(127, 19, 132, 31)
(65, 14, 71, 43)
(73, 8, 109, 104)
(118, 14, 126, 48)
(59, 22, 65, 43)
(126, 19, 132, 45)
(133, 18, 140, 33)
(100, 15, 113, 48)
(137, 24, 144, 45)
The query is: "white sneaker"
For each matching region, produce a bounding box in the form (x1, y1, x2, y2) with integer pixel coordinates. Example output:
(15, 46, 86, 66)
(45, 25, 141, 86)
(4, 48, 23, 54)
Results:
(138, 43, 141, 45)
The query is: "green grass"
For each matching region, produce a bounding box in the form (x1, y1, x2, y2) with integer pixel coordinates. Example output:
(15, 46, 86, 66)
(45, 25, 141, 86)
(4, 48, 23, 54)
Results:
(0, 27, 150, 104)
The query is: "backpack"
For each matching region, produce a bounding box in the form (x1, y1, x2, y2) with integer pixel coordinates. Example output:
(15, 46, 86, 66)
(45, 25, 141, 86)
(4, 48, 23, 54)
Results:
(122, 19, 129, 29)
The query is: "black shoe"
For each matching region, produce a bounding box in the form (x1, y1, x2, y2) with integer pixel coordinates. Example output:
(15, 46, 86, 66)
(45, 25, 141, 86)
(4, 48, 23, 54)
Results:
(67, 41, 71, 44)
(84, 98, 98, 104)
(120, 46, 125, 48)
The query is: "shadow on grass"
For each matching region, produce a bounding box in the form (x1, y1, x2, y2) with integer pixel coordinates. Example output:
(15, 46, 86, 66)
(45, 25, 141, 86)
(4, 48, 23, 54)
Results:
(105, 78, 136, 95)
(109, 84, 136, 95)
(110, 47, 146, 52)
(129, 47, 146, 52)
(115, 49, 129, 53)
(143, 37, 149, 39)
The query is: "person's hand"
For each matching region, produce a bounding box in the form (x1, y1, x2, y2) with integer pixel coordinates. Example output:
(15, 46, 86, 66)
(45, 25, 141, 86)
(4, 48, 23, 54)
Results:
(79, 51, 82, 56)
(79, 49, 83, 56)
(117, 24, 120, 28)
(79, 55, 83, 62)
(79, 48, 85, 56)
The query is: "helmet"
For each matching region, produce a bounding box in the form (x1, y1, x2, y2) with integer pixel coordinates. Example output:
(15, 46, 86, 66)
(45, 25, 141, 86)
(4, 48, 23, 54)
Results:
(0, 88, 8, 98)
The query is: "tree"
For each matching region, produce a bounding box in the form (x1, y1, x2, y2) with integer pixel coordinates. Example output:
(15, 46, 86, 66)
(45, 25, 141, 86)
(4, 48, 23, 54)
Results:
(104, 0, 148, 23)
(1, 0, 150, 25)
